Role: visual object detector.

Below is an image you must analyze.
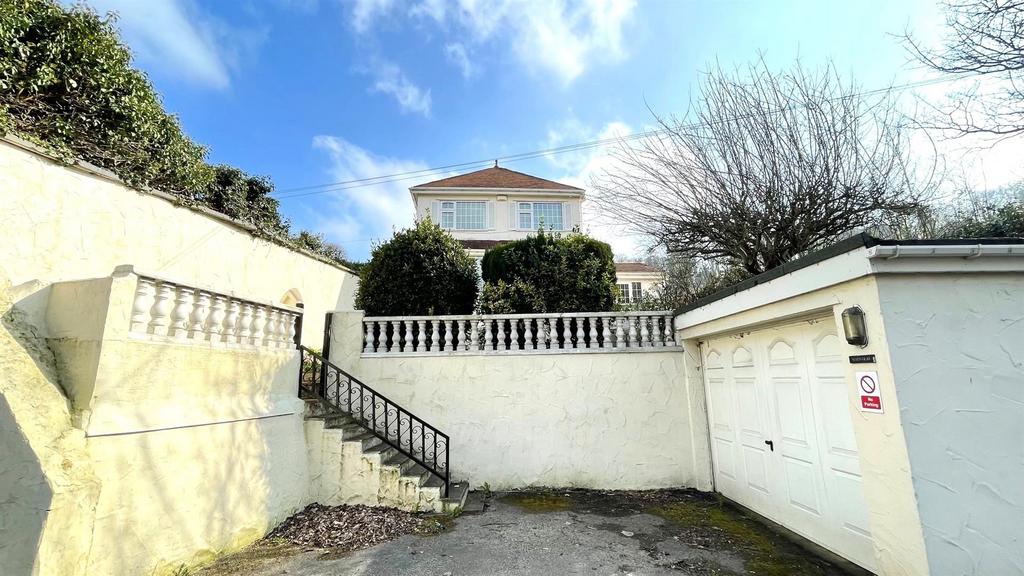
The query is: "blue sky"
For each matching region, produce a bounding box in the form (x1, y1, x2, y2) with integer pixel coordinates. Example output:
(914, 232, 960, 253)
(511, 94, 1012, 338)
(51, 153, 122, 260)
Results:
(83, 0, 1023, 259)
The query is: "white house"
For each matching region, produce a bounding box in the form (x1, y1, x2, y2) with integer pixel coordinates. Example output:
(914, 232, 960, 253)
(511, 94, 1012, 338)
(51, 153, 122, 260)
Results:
(410, 164, 663, 289)
(613, 262, 665, 303)
(410, 163, 585, 260)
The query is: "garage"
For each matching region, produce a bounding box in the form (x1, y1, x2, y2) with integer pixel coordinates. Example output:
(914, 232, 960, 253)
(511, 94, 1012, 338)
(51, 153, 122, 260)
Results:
(703, 317, 875, 572)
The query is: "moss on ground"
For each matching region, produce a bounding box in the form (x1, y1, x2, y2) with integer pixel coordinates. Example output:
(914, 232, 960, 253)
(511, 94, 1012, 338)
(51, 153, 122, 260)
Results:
(650, 498, 828, 576)
(499, 491, 573, 513)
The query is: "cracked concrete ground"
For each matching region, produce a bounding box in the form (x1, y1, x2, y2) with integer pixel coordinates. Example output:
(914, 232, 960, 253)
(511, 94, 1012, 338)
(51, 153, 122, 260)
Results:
(198, 489, 862, 576)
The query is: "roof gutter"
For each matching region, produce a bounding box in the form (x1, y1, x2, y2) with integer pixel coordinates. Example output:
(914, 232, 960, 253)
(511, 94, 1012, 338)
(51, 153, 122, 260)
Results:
(867, 243, 1024, 259)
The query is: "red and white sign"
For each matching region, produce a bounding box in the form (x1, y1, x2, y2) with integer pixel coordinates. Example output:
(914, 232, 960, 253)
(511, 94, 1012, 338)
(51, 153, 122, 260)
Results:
(856, 371, 883, 413)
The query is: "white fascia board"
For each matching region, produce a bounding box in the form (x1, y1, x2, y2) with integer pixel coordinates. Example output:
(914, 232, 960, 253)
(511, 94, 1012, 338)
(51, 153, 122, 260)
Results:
(675, 246, 875, 331)
(867, 244, 1024, 273)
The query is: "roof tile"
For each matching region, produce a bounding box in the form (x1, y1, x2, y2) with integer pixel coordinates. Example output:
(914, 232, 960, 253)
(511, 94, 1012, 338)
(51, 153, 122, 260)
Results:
(412, 166, 582, 191)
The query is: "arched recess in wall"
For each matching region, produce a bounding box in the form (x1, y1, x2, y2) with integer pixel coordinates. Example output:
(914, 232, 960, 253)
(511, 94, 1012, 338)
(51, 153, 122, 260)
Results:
(281, 288, 303, 308)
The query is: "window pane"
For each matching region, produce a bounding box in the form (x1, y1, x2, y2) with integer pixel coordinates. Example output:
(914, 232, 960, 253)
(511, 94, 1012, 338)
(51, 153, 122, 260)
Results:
(533, 202, 563, 230)
(441, 211, 454, 228)
(519, 212, 533, 229)
(631, 282, 643, 301)
(617, 283, 630, 302)
(442, 201, 455, 210)
(455, 201, 486, 230)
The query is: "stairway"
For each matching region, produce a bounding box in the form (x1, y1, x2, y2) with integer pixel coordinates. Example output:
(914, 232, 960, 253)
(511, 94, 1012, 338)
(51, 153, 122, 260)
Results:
(304, 404, 468, 513)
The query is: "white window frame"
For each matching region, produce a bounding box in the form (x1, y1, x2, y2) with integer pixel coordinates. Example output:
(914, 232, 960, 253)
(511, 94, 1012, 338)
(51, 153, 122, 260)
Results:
(616, 283, 631, 303)
(437, 200, 488, 231)
(516, 201, 565, 231)
(631, 281, 643, 302)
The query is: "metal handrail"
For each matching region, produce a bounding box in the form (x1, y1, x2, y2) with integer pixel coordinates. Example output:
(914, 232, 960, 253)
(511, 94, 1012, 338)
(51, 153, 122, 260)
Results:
(298, 345, 449, 496)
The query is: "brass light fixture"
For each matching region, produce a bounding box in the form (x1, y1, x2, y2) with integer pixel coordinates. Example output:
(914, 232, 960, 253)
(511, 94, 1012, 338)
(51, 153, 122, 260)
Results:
(841, 306, 868, 347)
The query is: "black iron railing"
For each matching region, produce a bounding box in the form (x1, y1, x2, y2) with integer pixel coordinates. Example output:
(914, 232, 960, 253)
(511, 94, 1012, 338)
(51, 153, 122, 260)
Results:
(298, 345, 450, 496)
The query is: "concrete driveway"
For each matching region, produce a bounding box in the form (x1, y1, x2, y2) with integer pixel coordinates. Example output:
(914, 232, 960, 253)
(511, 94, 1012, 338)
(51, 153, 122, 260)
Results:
(198, 489, 862, 576)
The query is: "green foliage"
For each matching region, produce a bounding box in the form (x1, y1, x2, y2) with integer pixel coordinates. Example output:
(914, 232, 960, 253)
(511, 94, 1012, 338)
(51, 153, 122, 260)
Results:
(478, 279, 545, 314)
(0, 0, 352, 267)
(356, 219, 480, 315)
(0, 0, 211, 193)
(942, 200, 1024, 239)
(480, 230, 616, 313)
(205, 165, 289, 235)
(292, 230, 347, 264)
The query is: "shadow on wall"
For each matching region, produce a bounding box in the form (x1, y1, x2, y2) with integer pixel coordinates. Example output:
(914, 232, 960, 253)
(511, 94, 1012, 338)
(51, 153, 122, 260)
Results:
(0, 393, 50, 576)
(82, 339, 310, 575)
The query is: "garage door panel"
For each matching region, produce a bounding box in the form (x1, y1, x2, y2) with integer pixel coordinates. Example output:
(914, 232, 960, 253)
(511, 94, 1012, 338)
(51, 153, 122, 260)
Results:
(704, 320, 877, 573)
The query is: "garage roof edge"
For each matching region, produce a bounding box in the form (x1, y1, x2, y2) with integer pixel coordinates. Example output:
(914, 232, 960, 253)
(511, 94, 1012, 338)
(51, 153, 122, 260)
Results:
(675, 234, 1024, 315)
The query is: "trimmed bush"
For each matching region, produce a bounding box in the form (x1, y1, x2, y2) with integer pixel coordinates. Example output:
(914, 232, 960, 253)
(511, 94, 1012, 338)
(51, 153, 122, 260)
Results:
(478, 279, 545, 314)
(356, 219, 479, 315)
(480, 230, 616, 313)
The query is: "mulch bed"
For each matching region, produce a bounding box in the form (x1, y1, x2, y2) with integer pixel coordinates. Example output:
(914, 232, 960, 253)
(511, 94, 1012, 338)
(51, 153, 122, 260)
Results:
(267, 503, 427, 553)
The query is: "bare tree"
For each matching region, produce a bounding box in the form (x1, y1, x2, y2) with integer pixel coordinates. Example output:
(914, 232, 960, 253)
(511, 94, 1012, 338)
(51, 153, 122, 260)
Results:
(904, 1, 1024, 136)
(592, 60, 931, 275)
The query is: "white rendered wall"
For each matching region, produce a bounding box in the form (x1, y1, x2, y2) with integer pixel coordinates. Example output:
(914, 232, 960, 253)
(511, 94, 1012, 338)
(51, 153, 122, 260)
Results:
(0, 137, 357, 346)
(328, 312, 707, 490)
(412, 191, 583, 241)
(878, 273, 1024, 575)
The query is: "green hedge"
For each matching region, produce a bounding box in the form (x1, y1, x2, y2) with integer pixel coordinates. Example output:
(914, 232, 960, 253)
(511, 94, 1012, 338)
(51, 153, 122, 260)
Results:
(356, 219, 479, 315)
(480, 230, 616, 312)
(0, 0, 348, 265)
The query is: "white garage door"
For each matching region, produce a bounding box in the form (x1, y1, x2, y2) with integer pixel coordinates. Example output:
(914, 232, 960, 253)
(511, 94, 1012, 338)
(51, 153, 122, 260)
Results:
(703, 317, 876, 572)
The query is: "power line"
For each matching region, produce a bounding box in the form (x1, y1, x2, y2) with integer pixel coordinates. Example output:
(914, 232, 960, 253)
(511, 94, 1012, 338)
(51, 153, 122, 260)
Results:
(274, 74, 967, 200)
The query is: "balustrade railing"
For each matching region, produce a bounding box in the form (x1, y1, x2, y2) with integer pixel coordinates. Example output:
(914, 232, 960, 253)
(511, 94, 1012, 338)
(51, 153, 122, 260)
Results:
(128, 272, 301, 349)
(299, 346, 449, 495)
(361, 311, 678, 355)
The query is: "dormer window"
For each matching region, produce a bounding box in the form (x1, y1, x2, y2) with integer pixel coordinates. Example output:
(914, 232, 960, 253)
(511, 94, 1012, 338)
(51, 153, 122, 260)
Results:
(517, 202, 564, 231)
(439, 201, 487, 230)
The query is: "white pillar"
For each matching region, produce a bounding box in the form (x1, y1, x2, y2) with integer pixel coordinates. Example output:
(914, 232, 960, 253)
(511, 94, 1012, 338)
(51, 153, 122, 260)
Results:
(150, 282, 176, 336)
(131, 277, 157, 334)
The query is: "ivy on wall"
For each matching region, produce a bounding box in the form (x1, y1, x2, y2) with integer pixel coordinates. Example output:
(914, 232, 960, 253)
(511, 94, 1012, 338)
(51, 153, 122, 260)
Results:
(0, 0, 353, 267)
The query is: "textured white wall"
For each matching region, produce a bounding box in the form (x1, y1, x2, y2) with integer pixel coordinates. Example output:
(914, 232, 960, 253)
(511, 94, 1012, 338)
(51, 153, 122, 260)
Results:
(878, 273, 1024, 576)
(328, 312, 707, 490)
(0, 137, 357, 347)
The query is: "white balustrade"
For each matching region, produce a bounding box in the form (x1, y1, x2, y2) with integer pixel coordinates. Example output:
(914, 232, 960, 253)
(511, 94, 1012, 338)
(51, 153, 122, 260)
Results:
(128, 273, 301, 351)
(361, 311, 680, 356)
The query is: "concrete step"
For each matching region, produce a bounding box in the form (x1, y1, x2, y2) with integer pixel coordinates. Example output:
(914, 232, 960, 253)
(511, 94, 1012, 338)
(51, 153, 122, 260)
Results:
(441, 481, 470, 514)
(461, 490, 486, 514)
(384, 453, 418, 474)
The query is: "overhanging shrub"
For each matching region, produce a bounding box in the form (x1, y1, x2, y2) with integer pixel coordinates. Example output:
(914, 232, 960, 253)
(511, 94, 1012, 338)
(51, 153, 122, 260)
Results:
(0, 0, 348, 266)
(356, 219, 479, 315)
(478, 279, 545, 314)
(480, 230, 616, 312)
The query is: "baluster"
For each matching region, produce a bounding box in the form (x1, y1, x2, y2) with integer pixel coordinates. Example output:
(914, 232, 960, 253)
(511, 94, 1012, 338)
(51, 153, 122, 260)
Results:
(445, 320, 454, 351)
(277, 310, 289, 348)
(399, 320, 408, 352)
(615, 316, 625, 349)
(601, 316, 612, 348)
(483, 319, 492, 351)
(251, 305, 267, 347)
(168, 285, 193, 339)
(237, 303, 254, 345)
(363, 321, 373, 353)
(413, 320, 422, 352)
(423, 320, 433, 352)
(541, 318, 551, 349)
(191, 290, 211, 339)
(385, 320, 395, 352)
(222, 299, 240, 345)
(627, 315, 638, 348)
(206, 294, 227, 342)
(284, 312, 297, 348)
(149, 282, 175, 337)
(471, 320, 480, 350)
(497, 318, 507, 351)
(264, 308, 281, 348)
(527, 317, 536, 350)
(584, 316, 594, 348)
(640, 315, 650, 347)
(664, 315, 676, 346)
(130, 278, 157, 333)
(574, 316, 584, 350)
(561, 317, 571, 349)
(653, 316, 664, 347)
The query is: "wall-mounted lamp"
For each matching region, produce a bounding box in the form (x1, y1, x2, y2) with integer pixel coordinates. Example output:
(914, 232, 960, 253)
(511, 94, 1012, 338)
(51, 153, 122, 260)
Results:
(841, 306, 868, 347)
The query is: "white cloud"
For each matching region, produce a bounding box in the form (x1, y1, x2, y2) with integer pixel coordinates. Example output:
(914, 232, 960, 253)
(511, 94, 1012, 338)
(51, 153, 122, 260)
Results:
(369, 60, 433, 116)
(87, 0, 256, 90)
(351, 0, 397, 33)
(349, 0, 637, 84)
(310, 136, 443, 253)
(444, 42, 477, 78)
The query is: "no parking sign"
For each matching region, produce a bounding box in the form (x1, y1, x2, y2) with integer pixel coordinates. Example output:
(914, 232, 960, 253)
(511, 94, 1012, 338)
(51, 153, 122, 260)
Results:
(856, 371, 884, 413)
